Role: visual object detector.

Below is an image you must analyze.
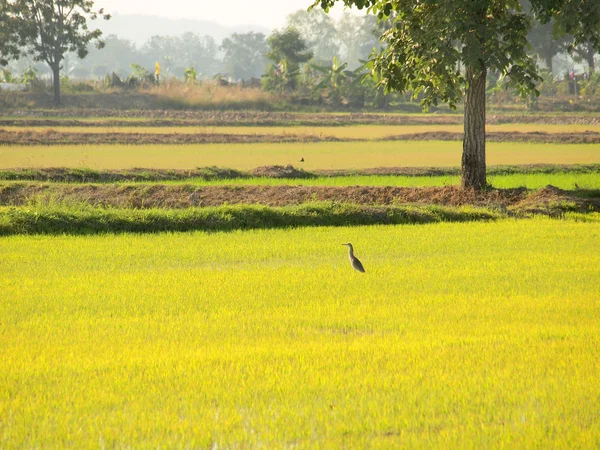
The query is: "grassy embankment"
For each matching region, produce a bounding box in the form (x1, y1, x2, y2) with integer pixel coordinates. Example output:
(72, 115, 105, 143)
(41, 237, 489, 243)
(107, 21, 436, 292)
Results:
(2, 221, 599, 448)
(0, 203, 503, 236)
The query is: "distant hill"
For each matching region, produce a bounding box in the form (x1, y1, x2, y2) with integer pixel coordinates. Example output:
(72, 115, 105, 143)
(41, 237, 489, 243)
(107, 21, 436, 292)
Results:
(98, 14, 272, 45)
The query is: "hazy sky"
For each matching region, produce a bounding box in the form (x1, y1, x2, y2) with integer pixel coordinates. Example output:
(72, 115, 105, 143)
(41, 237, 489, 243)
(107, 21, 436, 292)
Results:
(94, 0, 357, 29)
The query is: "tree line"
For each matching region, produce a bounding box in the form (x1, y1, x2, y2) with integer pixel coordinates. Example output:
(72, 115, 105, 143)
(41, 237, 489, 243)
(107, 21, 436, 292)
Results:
(3, 2, 597, 95)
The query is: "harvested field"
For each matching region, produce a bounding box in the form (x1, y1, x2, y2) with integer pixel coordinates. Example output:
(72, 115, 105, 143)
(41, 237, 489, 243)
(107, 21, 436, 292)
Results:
(2, 129, 600, 145)
(2, 183, 597, 215)
(3, 110, 600, 126)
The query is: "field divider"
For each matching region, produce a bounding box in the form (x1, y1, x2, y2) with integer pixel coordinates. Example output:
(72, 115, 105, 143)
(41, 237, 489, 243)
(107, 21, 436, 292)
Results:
(0, 203, 502, 236)
(2, 164, 600, 183)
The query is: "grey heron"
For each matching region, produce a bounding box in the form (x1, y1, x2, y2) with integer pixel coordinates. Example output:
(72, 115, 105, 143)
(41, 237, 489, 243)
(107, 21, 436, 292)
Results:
(342, 243, 366, 273)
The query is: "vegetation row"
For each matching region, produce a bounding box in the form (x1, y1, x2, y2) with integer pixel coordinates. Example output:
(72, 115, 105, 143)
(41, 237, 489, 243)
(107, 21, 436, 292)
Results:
(0, 203, 502, 236)
(2, 164, 599, 183)
(2, 200, 600, 236)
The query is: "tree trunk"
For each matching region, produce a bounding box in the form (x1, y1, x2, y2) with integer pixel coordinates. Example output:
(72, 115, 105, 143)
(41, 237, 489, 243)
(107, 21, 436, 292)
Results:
(52, 65, 61, 105)
(586, 45, 595, 74)
(545, 55, 553, 74)
(462, 66, 487, 190)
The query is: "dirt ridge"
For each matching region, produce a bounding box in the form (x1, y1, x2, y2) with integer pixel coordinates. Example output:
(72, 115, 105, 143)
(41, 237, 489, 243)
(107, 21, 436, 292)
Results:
(3, 110, 600, 126)
(1, 183, 598, 215)
(2, 164, 599, 183)
(1, 129, 599, 145)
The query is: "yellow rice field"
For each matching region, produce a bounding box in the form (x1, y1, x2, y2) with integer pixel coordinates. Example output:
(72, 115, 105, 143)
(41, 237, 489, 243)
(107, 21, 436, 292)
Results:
(1, 220, 599, 447)
(1, 141, 599, 170)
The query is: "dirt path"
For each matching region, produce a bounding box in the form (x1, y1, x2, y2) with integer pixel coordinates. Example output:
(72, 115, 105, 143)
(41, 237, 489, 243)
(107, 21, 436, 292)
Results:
(1, 164, 598, 183)
(3, 110, 600, 126)
(2, 129, 599, 145)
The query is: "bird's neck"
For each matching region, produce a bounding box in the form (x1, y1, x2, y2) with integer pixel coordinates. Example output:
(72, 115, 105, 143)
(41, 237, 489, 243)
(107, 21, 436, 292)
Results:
(347, 246, 354, 258)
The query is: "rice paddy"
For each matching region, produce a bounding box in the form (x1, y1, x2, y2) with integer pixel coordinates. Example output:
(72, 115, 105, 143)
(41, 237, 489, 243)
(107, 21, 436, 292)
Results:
(2, 109, 599, 448)
(1, 141, 599, 170)
(1, 220, 599, 448)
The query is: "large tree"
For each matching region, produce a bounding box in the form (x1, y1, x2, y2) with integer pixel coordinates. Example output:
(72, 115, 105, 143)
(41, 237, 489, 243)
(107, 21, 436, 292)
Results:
(0, 0, 21, 66)
(526, 20, 567, 74)
(265, 27, 313, 91)
(568, 41, 598, 74)
(9, 0, 109, 104)
(286, 9, 339, 64)
(336, 12, 379, 69)
(221, 32, 268, 81)
(311, 0, 600, 189)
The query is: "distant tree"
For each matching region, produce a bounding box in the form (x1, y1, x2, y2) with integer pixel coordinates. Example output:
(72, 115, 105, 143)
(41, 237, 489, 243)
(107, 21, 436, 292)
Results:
(312, 0, 600, 190)
(520, 0, 568, 75)
(8, 0, 110, 104)
(526, 20, 567, 74)
(265, 27, 313, 91)
(336, 12, 379, 68)
(75, 34, 139, 77)
(568, 41, 598, 74)
(221, 32, 268, 81)
(141, 35, 179, 74)
(531, 0, 600, 74)
(286, 9, 338, 63)
(0, 0, 21, 66)
(141, 33, 219, 78)
(178, 32, 218, 71)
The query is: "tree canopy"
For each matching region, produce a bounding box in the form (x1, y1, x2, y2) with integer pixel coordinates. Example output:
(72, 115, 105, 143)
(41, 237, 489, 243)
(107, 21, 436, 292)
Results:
(221, 32, 268, 81)
(266, 27, 313, 72)
(7, 0, 110, 103)
(0, 0, 20, 66)
(286, 9, 339, 64)
(311, 0, 600, 189)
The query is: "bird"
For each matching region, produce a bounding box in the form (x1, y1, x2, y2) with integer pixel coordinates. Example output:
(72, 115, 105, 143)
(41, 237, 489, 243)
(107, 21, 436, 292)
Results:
(342, 243, 366, 273)
(300, 157, 305, 163)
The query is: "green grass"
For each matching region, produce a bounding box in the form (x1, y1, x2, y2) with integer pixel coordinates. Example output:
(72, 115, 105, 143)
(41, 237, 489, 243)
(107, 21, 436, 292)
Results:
(0, 203, 500, 236)
(1, 220, 599, 447)
(1, 141, 599, 170)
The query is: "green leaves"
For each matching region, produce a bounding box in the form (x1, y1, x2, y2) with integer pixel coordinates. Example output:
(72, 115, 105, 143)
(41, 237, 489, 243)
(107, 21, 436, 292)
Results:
(311, 0, 555, 109)
(5, 0, 110, 102)
(0, 0, 21, 66)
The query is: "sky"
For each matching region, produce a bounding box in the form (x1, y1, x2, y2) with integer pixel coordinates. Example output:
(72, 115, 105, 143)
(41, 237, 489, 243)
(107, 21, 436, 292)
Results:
(94, 0, 357, 29)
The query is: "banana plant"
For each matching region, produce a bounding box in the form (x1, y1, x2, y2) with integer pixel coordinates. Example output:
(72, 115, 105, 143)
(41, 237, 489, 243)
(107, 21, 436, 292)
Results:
(310, 56, 349, 104)
(264, 59, 300, 94)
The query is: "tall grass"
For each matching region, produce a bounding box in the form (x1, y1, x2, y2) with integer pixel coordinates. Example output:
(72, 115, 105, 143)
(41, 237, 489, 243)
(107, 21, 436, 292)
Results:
(142, 80, 280, 110)
(1, 221, 599, 447)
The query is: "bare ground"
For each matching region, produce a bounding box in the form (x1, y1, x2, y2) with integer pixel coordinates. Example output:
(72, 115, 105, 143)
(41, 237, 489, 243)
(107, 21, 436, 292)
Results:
(1, 164, 599, 183)
(1, 183, 598, 215)
(2, 129, 600, 145)
(0, 129, 341, 145)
